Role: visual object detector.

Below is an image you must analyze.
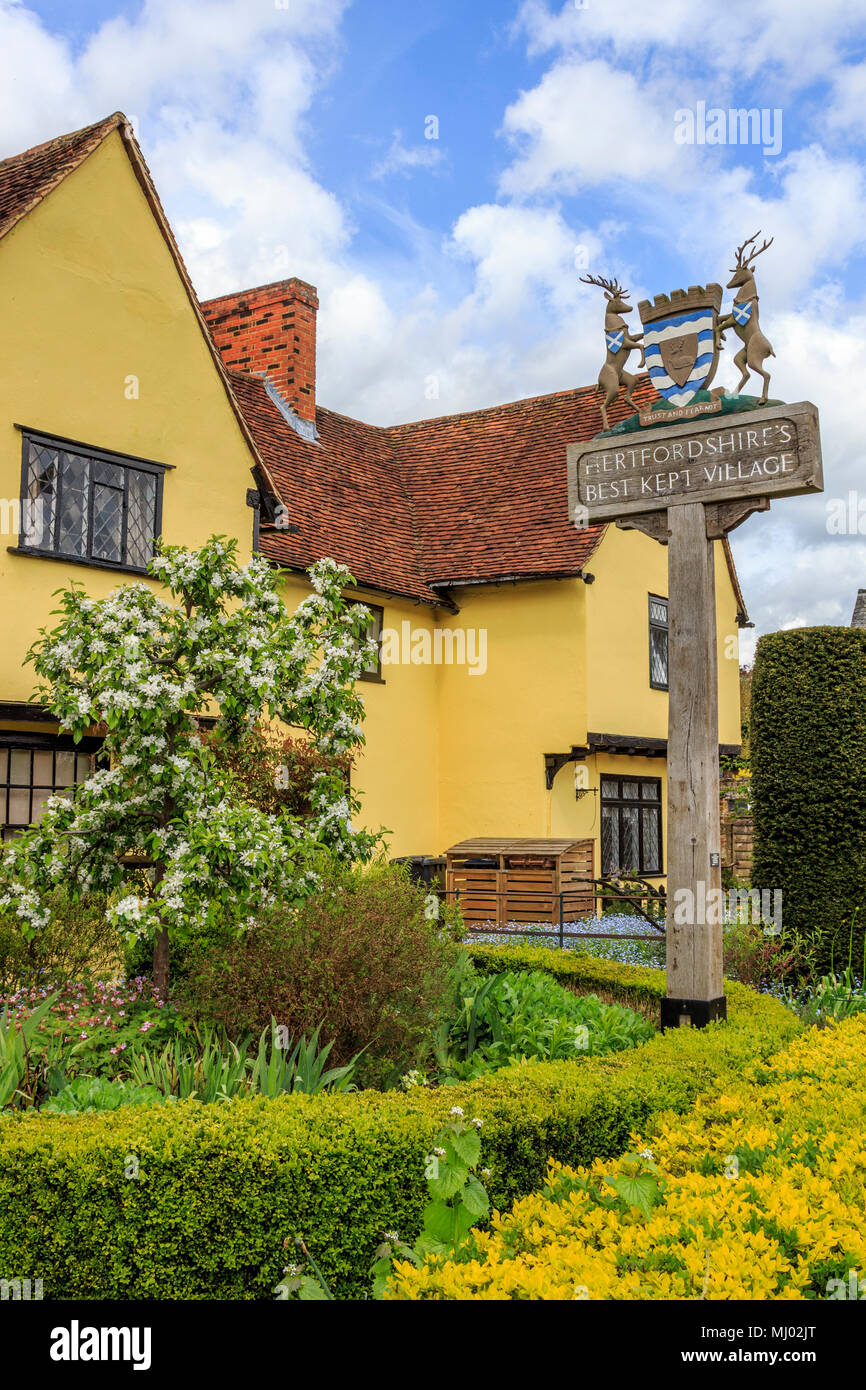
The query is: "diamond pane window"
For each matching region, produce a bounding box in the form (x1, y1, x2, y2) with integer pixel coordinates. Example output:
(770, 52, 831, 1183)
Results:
(642, 807, 661, 872)
(23, 443, 57, 548)
(600, 776, 663, 876)
(353, 603, 384, 680)
(601, 806, 619, 875)
(126, 471, 158, 570)
(621, 806, 640, 871)
(649, 594, 669, 690)
(92, 482, 123, 563)
(0, 742, 99, 841)
(20, 433, 165, 571)
(56, 452, 90, 557)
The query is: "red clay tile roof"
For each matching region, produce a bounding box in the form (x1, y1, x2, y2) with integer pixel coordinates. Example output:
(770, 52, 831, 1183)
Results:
(0, 113, 126, 242)
(387, 381, 657, 590)
(248, 371, 658, 605)
(231, 372, 438, 604)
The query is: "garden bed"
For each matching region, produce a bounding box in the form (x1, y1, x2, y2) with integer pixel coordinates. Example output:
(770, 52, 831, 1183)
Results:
(387, 1013, 866, 1300)
(0, 946, 799, 1299)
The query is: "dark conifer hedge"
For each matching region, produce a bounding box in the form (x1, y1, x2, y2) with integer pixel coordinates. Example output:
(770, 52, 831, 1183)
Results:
(751, 627, 866, 974)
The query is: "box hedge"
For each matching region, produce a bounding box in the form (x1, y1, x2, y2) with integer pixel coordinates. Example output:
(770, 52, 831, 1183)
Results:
(388, 1015, 866, 1300)
(0, 946, 799, 1300)
(751, 626, 866, 973)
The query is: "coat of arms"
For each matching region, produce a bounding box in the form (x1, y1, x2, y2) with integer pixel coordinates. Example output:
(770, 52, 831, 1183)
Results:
(637, 284, 722, 409)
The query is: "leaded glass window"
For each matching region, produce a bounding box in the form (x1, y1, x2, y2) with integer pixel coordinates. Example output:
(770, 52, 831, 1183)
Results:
(649, 594, 668, 690)
(354, 603, 384, 680)
(0, 742, 95, 841)
(20, 433, 164, 572)
(600, 776, 662, 875)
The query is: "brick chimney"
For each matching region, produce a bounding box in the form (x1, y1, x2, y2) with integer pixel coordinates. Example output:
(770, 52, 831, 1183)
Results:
(852, 589, 866, 628)
(201, 278, 319, 422)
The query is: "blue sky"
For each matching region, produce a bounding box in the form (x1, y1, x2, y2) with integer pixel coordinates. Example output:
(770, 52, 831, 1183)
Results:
(3, 0, 866, 651)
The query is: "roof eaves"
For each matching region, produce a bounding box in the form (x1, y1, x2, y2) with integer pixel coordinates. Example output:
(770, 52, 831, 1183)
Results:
(722, 535, 751, 627)
(0, 112, 124, 243)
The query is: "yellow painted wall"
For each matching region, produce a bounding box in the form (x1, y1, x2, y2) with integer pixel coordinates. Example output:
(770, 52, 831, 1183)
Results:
(585, 524, 741, 745)
(277, 575, 441, 859)
(0, 130, 256, 703)
(714, 542, 742, 747)
(434, 580, 586, 851)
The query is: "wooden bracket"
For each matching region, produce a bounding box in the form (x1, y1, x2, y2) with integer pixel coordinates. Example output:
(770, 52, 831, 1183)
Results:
(704, 496, 770, 538)
(544, 748, 589, 791)
(616, 497, 771, 544)
(616, 512, 671, 545)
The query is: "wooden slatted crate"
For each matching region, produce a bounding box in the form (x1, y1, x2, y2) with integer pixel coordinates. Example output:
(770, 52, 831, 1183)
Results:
(445, 837, 595, 927)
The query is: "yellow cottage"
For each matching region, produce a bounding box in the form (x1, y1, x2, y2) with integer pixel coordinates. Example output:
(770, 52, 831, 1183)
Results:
(0, 114, 746, 895)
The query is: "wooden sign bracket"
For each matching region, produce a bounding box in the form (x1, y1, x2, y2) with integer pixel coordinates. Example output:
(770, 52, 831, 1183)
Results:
(616, 496, 772, 546)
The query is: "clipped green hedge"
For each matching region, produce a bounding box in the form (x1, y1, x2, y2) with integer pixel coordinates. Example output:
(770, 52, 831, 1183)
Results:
(751, 626, 866, 972)
(0, 947, 799, 1300)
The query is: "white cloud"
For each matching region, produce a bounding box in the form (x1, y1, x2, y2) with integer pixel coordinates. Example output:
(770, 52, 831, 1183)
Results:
(499, 58, 681, 198)
(371, 131, 445, 180)
(0, 2, 86, 150)
(514, 0, 866, 88)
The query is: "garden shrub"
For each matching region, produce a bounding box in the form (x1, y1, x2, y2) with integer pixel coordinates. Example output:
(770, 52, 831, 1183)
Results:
(387, 1015, 866, 1300)
(0, 891, 120, 993)
(722, 916, 814, 992)
(0, 946, 798, 1299)
(181, 860, 458, 1086)
(203, 721, 352, 820)
(40, 1076, 170, 1115)
(751, 626, 866, 974)
(436, 958, 655, 1079)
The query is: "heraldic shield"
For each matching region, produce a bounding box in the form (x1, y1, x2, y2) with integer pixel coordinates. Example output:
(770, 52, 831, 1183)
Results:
(637, 283, 722, 408)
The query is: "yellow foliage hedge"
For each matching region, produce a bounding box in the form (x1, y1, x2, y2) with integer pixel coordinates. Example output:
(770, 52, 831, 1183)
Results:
(387, 1016, 866, 1300)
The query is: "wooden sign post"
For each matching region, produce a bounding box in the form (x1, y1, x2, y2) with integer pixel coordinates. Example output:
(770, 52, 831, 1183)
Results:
(567, 400, 823, 1026)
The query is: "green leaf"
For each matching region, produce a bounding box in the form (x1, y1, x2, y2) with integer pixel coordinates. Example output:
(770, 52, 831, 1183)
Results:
(461, 1176, 489, 1219)
(296, 1275, 329, 1301)
(428, 1162, 468, 1200)
(450, 1127, 481, 1167)
(607, 1172, 660, 1218)
(420, 1198, 456, 1245)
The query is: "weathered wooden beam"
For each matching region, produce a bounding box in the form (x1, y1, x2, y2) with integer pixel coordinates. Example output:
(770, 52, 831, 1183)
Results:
(704, 496, 770, 538)
(663, 501, 725, 1024)
(616, 512, 671, 545)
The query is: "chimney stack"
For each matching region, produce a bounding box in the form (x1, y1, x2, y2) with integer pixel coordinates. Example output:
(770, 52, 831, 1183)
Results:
(851, 589, 866, 629)
(201, 278, 318, 422)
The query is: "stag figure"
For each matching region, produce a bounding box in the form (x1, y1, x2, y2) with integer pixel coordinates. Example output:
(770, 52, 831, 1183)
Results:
(580, 274, 645, 431)
(718, 232, 776, 402)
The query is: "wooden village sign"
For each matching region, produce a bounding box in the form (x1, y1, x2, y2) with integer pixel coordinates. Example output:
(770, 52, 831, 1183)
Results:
(568, 234, 824, 1028)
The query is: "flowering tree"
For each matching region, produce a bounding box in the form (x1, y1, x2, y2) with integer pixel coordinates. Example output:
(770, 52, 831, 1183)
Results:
(0, 537, 381, 996)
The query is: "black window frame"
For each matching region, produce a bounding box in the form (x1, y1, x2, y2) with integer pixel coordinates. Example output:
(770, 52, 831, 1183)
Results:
(0, 732, 104, 841)
(649, 593, 669, 691)
(354, 602, 385, 683)
(600, 773, 663, 876)
(14, 428, 170, 576)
